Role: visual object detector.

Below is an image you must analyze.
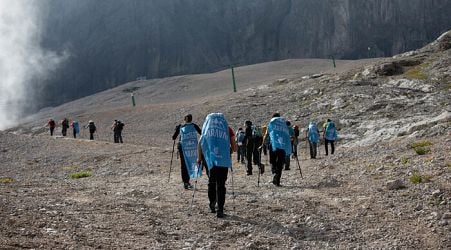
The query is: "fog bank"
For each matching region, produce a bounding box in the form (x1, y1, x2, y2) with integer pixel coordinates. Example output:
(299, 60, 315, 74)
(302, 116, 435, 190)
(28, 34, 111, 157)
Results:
(0, 0, 65, 130)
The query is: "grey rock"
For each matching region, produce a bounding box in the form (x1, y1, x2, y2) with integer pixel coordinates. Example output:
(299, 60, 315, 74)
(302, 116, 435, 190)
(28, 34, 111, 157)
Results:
(386, 180, 406, 190)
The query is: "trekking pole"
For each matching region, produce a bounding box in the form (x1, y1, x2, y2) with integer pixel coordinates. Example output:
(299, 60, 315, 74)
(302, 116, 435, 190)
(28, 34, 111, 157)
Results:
(257, 148, 262, 187)
(168, 140, 176, 183)
(188, 163, 201, 215)
(231, 167, 236, 212)
(295, 155, 303, 178)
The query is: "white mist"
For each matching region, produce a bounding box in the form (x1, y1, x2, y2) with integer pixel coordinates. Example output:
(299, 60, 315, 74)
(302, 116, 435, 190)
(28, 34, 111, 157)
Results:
(0, 0, 64, 130)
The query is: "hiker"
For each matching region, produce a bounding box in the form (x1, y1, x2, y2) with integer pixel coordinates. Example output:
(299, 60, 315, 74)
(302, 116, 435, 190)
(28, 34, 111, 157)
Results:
(323, 119, 337, 155)
(172, 114, 201, 190)
(236, 128, 246, 163)
(198, 113, 236, 218)
(116, 120, 124, 143)
(111, 120, 124, 143)
(252, 125, 264, 174)
(61, 118, 69, 136)
(86, 120, 96, 140)
(71, 120, 80, 139)
(46, 119, 56, 136)
(292, 124, 300, 158)
(262, 113, 291, 186)
(284, 121, 295, 170)
(244, 120, 254, 175)
(306, 121, 320, 159)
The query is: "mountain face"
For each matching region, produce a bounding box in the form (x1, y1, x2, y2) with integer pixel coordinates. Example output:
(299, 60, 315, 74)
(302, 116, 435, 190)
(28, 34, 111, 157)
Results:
(38, 0, 451, 108)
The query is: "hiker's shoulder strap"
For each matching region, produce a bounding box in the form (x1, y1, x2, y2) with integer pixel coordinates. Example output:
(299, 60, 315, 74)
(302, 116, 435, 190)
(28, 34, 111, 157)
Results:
(193, 123, 201, 134)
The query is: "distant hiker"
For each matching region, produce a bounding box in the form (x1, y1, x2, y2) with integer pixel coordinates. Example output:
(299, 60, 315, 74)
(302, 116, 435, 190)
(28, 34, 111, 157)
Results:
(292, 124, 300, 158)
(244, 120, 254, 175)
(172, 114, 201, 190)
(86, 120, 96, 140)
(47, 119, 56, 136)
(71, 120, 80, 139)
(61, 118, 69, 136)
(323, 119, 337, 155)
(111, 120, 124, 143)
(306, 121, 320, 159)
(284, 121, 295, 170)
(252, 125, 264, 174)
(236, 127, 246, 163)
(262, 113, 291, 186)
(198, 113, 236, 218)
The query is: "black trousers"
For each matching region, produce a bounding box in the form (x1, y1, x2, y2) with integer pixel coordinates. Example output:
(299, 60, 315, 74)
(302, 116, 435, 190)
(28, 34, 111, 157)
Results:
(270, 148, 285, 186)
(89, 132, 94, 140)
(178, 145, 190, 184)
(114, 131, 123, 143)
(309, 141, 318, 158)
(50, 127, 54, 136)
(208, 167, 228, 212)
(325, 139, 335, 155)
(246, 140, 254, 174)
(62, 127, 67, 136)
(73, 128, 77, 138)
(253, 136, 263, 165)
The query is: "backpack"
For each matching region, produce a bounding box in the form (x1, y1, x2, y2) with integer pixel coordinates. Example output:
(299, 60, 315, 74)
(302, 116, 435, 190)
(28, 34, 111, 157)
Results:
(237, 131, 245, 145)
(62, 119, 69, 127)
(252, 126, 263, 138)
(325, 122, 337, 141)
(117, 121, 124, 130)
(293, 125, 300, 137)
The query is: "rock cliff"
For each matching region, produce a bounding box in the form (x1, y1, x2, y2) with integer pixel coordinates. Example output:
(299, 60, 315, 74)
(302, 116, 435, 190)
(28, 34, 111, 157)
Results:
(38, 0, 451, 108)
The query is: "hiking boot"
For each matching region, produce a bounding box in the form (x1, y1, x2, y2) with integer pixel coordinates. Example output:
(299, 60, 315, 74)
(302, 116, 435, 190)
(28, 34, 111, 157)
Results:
(184, 183, 193, 190)
(209, 203, 216, 213)
(284, 168, 290, 171)
(216, 210, 224, 218)
(247, 171, 252, 176)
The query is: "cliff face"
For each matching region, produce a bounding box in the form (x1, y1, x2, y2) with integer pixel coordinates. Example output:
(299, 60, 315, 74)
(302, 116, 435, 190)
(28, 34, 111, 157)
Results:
(38, 0, 451, 107)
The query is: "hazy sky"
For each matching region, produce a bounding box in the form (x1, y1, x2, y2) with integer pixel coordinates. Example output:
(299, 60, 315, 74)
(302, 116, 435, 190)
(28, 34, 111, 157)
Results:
(0, 0, 65, 130)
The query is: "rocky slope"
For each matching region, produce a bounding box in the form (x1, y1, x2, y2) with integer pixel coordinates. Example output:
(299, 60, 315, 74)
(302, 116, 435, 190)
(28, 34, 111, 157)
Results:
(37, 0, 451, 108)
(1, 31, 450, 248)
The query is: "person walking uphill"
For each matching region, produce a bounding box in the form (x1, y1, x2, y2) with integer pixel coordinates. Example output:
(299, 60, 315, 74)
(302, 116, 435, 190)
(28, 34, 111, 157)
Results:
(307, 121, 320, 159)
(244, 120, 254, 175)
(86, 120, 96, 140)
(61, 118, 69, 136)
(71, 120, 80, 139)
(323, 119, 337, 155)
(111, 120, 125, 143)
(262, 113, 291, 187)
(172, 114, 201, 190)
(47, 119, 56, 136)
(198, 113, 236, 218)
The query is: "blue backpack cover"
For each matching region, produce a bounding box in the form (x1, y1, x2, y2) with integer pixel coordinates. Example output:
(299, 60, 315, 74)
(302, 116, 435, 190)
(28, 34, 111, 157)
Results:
(180, 123, 201, 178)
(200, 113, 232, 170)
(268, 117, 292, 156)
(325, 122, 337, 141)
(308, 122, 319, 143)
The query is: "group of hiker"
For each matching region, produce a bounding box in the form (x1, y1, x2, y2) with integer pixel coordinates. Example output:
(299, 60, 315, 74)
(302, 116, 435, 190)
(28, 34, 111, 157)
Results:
(172, 113, 338, 218)
(46, 118, 125, 143)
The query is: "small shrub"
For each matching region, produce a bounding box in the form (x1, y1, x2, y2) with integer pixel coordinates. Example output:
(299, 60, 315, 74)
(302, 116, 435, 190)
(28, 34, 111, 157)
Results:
(410, 140, 433, 149)
(401, 157, 410, 165)
(409, 172, 432, 184)
(0, 177, 15, 184)
(410, 171, 422, 184)
(414, 147, 430, 155)
(69, 171, 92, 179)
